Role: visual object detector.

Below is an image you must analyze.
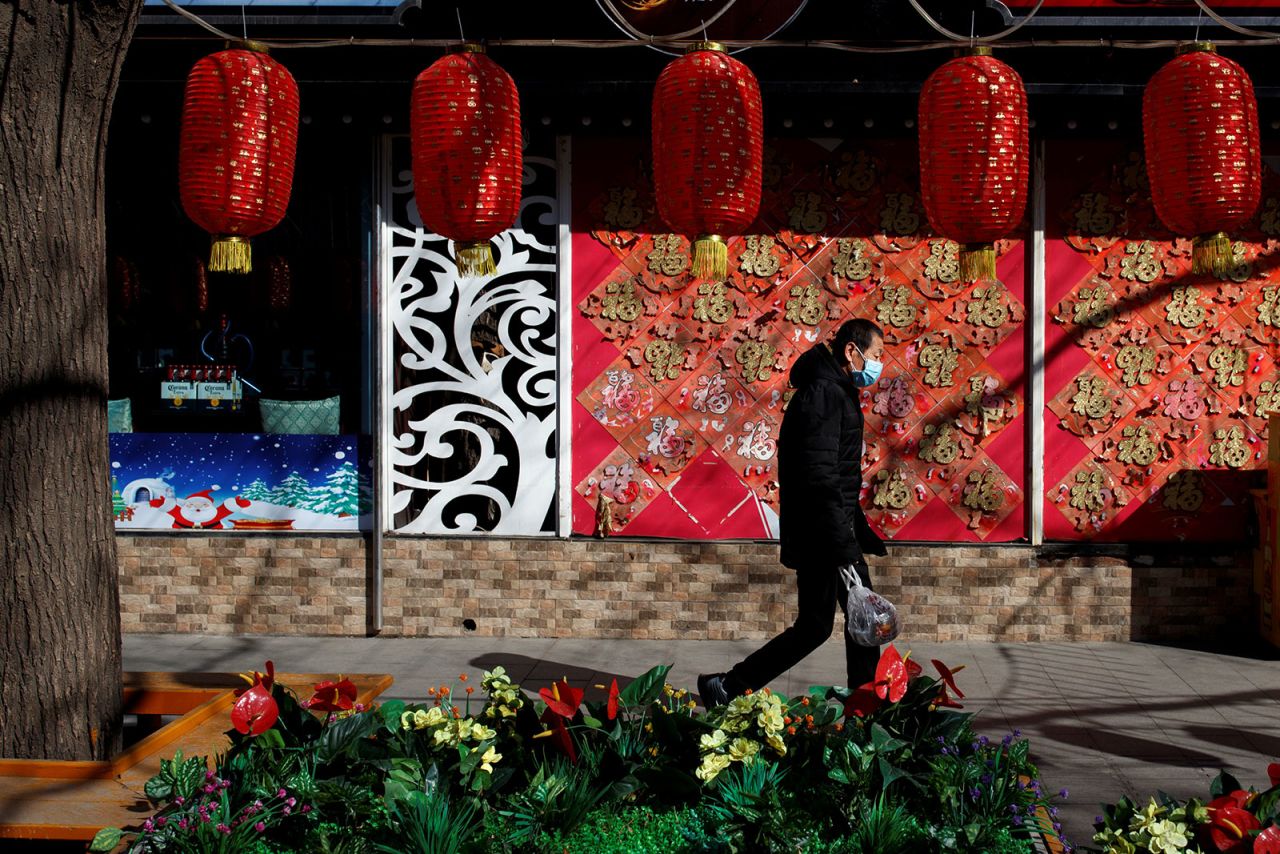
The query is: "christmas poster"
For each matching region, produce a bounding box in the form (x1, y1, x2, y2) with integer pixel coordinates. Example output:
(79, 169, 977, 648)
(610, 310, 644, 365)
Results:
(109, 433, 371, 532)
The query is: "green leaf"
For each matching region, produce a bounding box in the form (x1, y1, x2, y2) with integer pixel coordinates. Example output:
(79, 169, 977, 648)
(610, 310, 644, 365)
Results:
(877, 756, 909, 791)
(619, 664, 672, 707)
(143, 776, 172, 801)
(1211, 770, 1242, 799)
(380, 699, 406, 731)
(582, 715, 603, 729)
(257, 728, 286, 750)
(89, 827, 123, 852)
(317, 711, 376, 763)
(870, 724, 906, 753)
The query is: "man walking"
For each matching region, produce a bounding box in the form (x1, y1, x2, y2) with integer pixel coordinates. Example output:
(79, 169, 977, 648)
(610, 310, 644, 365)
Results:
(699, 318, 888, 707)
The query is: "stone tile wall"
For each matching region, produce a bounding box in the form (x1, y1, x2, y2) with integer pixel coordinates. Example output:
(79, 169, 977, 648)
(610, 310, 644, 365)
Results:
(117, 536, 1253, 643)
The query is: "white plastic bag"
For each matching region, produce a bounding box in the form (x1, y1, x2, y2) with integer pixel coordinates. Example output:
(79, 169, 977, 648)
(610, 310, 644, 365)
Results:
(840, 564, 900, 647)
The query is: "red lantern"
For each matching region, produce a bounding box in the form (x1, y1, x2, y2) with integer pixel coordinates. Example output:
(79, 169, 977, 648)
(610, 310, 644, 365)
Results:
(918, 48, 1029, 283)
(1143, 43, 1260, 275)
(410, 44, 523, 278)
(179, 43, 299, 275)
(652, 42, 763, 281)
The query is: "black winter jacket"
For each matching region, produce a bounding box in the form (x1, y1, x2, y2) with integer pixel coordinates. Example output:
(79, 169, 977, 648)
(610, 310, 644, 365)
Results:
(777, 342, 887, 570)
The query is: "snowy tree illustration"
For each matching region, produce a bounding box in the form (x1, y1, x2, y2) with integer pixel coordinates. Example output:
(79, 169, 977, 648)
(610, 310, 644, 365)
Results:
(270, 472, 314, 508)
(241, 478, 273, 502)
(309, 462, 361, 516)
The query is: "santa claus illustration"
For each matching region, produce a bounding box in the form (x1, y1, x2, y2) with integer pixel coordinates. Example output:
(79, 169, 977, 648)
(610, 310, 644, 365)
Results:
(149, 490, 250, 529)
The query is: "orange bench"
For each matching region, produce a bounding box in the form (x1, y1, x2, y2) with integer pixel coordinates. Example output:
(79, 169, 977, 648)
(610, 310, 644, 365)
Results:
(0, 672, 393, 842)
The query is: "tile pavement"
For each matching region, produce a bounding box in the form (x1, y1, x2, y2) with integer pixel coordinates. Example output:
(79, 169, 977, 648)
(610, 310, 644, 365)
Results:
(124, 634, 1280, 850)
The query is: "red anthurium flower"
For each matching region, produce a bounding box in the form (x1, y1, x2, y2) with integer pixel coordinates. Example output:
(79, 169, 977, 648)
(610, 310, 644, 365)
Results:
(537, 709, 578, 763)
(1254, 826, 1280, 854)
(232, 685, 278, 735)
(843, 684, 883, 719)
(905, 658, 923, 680)
(1202, 801, 1261, 854)
(307, 677, 357, 712)
(1210, 791, 1254, 811)
(606, 678, 620, 721)
(1269, 763, 1280, 788)
(231, 660, 279, 736)
(931, 659, 966, 700)
(873, 646, 909, 703)
(934, 685, 964, 709)
(539, 678, 585, 719)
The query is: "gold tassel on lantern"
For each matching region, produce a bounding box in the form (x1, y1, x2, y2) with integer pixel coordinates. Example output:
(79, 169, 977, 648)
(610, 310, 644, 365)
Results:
(210, 236, 252, 274)
(456, 241, 497, 277)
(692, 234, 728, 281)
(1192, 231, 1232, 276)
(959, 242, 997, 283)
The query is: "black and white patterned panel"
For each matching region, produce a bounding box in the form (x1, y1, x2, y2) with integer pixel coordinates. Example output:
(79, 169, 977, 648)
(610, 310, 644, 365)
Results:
(384, 134, 558, 534)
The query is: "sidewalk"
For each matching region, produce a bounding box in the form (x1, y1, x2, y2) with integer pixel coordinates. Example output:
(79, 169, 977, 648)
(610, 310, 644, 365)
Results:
(124, 634, 1280, 850)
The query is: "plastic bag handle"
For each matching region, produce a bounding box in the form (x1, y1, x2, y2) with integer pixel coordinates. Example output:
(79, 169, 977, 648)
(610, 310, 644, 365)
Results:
(839, 564, 864, 590)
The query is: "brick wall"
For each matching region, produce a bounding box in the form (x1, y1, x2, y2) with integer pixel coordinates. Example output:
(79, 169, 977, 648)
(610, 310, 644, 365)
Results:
(117, 535, 1254, 643)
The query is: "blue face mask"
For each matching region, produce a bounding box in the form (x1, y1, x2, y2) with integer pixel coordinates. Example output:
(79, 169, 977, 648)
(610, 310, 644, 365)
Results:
(850, 344, 883, 387)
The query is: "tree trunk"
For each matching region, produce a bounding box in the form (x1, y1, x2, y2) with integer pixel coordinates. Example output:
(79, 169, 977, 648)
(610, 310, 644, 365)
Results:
(0, 0, 142, 760)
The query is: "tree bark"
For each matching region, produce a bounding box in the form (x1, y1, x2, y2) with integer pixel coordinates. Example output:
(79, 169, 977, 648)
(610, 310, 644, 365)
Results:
(0, 0, 142, 760)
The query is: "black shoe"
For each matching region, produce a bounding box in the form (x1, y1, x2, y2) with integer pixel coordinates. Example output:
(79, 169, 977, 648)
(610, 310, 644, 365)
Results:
(697, 672, 731, 710)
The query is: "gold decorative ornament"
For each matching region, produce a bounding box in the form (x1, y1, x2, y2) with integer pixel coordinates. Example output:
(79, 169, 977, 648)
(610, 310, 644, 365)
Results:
(1255, 380, 1280, 418)
(879, 192, 921, 236)
(966, 282, 1010, 329)
(831, 238, 873, 282)
(735, 341, 776, 384)
(919, 423, 960, 465)
(922, 240, 960, 284)
(692, 281, 733, 324)
(1164, 285, 1207, 330)
(1074, 192, 1118, 236)
(1119, 240, 1161, 283)
(1214, 242, 1251, 284)
(1070, 376, 1113, 420)
(1069, 470, 1107, 512)
(877, 285, 918, 330)
(738, 236, 780, 278)
(1209, 426, 1249, 469)
(643, 340, 685, 382)
(1116, 345, 1156, 388)
(834, 150, 877, 193)
(786, 283, 826, 327)
(962, 469, 1003, 513)
(788, 191, 828, 234)
(1073, 284, 1114, 329)
(1257, 286, 1280, 328)
(647, 234, 688, 277)
(1163, 469, 1205, 512)
(600, 278, 644, 323)
(602, 187, 644, 230)
(872, 468, 912, 510)
(1207, 346, 1246, 390)
(919, 344, 961, 389)
(1116, 424, 1158, 467)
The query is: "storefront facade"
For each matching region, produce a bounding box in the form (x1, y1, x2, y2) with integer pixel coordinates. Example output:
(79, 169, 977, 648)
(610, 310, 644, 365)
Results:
(110, 0, 1273, 642)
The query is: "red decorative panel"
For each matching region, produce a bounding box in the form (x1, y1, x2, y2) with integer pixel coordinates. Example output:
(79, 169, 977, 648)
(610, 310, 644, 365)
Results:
(572, 139, 1028, 541)
(1044, 142, 1272, 542)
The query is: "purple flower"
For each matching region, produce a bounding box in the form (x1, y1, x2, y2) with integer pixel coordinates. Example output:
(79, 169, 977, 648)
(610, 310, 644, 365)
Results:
(1013, 815, 1024, 826)
(276, 788, 287, 799)
(255, 821, 266, 833)
(301, 805, 312, 814)
(1059, 788, 1069, 799)
(978, 735, 989, 747)
(205, 770, 216, 781)
(1002, 734, 1013, 746)
(1013, 728, 1021, 737)
(286, 797, 296, 807)
(155, 816, 167, 828)
(969, 787, 982, 801)
(143, 820, 154, 833)
(981, 773, 993, 785)
(216, 823, 230, 834)
(178, 818, 189, 831)
(174, 796, 185, 806)
(1009, 804, 1021, 814)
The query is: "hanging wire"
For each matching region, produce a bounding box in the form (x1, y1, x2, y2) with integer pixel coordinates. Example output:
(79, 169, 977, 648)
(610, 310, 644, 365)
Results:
(1191, 0, 1280, 40)
(151, 1, 1280, 53)
(907, 0, 1046, 43)
(456, 8, 465, 43)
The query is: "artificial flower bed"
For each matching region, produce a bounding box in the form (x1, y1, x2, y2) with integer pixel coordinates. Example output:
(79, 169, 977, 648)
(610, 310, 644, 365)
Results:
(93, 646, 1070, 853)
(1089, 766, 1280, 854)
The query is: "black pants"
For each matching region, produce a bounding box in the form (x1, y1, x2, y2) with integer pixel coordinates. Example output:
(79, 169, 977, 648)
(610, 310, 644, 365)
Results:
(727, 560, 880, 693)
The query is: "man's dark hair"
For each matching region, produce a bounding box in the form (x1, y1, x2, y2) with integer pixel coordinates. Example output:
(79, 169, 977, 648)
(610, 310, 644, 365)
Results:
(831, 318, 883, 364)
